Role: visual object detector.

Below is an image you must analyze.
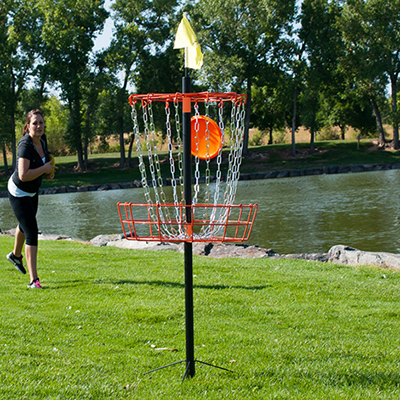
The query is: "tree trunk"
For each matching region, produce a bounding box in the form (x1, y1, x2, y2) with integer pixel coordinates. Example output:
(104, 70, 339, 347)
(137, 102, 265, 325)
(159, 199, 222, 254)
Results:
(76, 127, 84, 172)
(69, 98, 84, 172)
(83, 105, 92, 171)
(127, 133, 135, 167)
(339, 124, 346, 140)
(119, 67, 132, 169)
(10, 73, 17, 172)
(118, 89, 126, 169)
(10, 109, 17, 172)
(268, 127, 273, 145)
(370, 98, 386, 146)
(2, 143, 9, 176)
(390, 74, 399, 149)
(310, 127, 315, 154)
(291, 85, 297, 157)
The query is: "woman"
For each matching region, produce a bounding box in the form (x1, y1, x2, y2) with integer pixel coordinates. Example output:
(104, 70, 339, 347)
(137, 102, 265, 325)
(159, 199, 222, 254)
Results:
(7, 109, 56, 289)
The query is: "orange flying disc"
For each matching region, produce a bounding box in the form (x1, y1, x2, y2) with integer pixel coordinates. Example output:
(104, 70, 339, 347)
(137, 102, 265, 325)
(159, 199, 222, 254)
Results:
(191, 116, 222, 160)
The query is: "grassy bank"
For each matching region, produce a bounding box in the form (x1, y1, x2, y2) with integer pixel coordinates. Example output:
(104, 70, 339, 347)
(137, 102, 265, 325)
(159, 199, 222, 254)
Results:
(1, 236, 400, 399)
(1, 140, 400, 192)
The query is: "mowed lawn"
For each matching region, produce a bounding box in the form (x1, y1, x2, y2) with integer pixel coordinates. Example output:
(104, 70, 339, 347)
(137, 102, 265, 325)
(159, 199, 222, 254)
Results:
(0, 236, 400, 399)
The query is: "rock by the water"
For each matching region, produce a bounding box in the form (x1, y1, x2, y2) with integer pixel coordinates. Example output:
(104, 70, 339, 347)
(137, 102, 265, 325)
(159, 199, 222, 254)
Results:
(176, 243, 275, 258)
(107, 239, 179, 252)
(3, 228, 400, 269)
(328, 245, 400, 270)
(90, 234, 124, 247)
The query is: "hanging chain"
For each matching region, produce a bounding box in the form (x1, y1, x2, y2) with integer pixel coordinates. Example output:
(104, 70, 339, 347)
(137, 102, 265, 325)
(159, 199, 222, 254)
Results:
(174, 98, 185, 206)
(132, 102, 157, 222)
(192, 101, 201, 206)
(164, 101, 180, 235)
(144, 101, 171, 232)
(199, 101, 213, 235)
(203, 101, 211, 204)
(213, 101, 225, 208)
(224, 100, 245, 207)
(129, 93, 246, 242)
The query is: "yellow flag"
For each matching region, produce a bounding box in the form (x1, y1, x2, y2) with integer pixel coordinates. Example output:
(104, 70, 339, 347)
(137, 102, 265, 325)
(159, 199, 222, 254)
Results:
(174, 15, 203, 70)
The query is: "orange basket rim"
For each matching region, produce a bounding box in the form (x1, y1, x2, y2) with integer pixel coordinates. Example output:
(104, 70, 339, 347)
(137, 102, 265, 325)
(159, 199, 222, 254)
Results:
(129, 91, 247, 106)
(117, 202, 257, 207)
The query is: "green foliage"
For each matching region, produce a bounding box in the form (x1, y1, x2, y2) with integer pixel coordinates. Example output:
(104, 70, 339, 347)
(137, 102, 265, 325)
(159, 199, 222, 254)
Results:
(195, 0, 297, 91)
(194, 0, 297, 153)
(341, 0, 400, 147)
(1, 0, 400, 167)
(105, 0, 181, 166)
(317, 127, 340, 141)
(249, 130, 265, 146)
(1, 237, 400, 398)
(0, 0, 42, 168)
(94, 139, 120, 154)
(251, 77, 292, 144)
(272, 129, 288, 144)
(298, 0, 343, 142)
(42, 95, 69, 156)
(38, 0, 109, 169)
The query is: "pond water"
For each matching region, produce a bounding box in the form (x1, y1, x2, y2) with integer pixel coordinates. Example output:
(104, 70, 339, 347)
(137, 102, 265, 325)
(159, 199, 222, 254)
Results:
(1, 169, 399, 254)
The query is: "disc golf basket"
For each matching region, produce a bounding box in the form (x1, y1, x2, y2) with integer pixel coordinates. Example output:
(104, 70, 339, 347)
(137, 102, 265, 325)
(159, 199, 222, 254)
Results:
(117, 92, 257, 243)
(117, 88, 257, 380)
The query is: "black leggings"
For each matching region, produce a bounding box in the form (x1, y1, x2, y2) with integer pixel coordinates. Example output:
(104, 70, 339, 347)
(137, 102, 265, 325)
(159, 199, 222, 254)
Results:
(8, 192, 39, 246)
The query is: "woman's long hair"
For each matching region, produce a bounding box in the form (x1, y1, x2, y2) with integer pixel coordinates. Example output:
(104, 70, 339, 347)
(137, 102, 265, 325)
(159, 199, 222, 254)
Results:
(23, 109, 44, 135)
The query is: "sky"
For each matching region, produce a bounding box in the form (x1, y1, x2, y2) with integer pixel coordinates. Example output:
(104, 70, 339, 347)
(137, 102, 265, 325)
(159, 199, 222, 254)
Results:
(91, 0, 138, 92)
(93, 0, 114, 52)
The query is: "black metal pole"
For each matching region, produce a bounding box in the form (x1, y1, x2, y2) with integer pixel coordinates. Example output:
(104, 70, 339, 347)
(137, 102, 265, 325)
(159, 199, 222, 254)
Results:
(182, 71, 195, 378)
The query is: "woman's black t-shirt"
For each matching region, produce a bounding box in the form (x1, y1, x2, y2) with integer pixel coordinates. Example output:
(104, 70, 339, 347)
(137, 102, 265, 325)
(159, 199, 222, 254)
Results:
(11, 134, 50, 194)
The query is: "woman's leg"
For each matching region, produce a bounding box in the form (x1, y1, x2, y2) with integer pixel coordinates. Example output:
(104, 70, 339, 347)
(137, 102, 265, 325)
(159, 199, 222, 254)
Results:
(13, 226, 26, 258)
(8, 193, 40, 283)
(25, 245, 39, 282)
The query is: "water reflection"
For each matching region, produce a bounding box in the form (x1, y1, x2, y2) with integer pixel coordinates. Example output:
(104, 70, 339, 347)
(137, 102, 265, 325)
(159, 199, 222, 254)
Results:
(0, 169, 399, 254)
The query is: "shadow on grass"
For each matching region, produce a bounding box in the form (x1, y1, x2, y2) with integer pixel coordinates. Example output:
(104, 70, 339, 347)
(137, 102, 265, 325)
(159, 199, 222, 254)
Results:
(101, 279, 270, 291)
(46, 279, 95, 289)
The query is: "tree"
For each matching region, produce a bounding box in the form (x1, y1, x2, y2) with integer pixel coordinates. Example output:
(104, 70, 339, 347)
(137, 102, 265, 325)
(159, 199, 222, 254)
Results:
(105, 0, 182, 167)
(286, 42, 305, 157)
(0, 0, 42, 171)
(38, 0, 108, 170)
(299, 0, 344, 152)
(251, 71, 292, 145)
(106, 0, 140, 168)
(80, 53, 111, 169)
(42, 95, 69, 155)
(194, 0, 297, 156)
(341, 0, 400, 149)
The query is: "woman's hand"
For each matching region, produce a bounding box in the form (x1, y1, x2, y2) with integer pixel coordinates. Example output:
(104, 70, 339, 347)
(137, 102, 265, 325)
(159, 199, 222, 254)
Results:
(18, 158, 58, 182)
(44, 160, 58, 180)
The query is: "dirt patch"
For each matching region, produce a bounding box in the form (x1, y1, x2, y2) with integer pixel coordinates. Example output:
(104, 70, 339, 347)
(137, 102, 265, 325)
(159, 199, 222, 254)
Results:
(367, 140, 397, 152)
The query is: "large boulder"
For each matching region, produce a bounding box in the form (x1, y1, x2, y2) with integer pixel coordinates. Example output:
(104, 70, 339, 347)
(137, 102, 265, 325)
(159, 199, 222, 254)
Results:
(90, 234, 124, 247)
(106, 238, 179, 252)
(328, 245, 400, 270)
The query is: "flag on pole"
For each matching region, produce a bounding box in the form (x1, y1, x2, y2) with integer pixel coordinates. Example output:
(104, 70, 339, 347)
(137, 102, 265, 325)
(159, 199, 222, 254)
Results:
(174, 14, 203, 70)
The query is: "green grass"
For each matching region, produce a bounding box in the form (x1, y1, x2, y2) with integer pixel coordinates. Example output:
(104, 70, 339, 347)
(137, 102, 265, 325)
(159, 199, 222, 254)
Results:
(1, 236, 400, 399)
(240, 140, 400, 174)
(1, 140, 400, 192)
